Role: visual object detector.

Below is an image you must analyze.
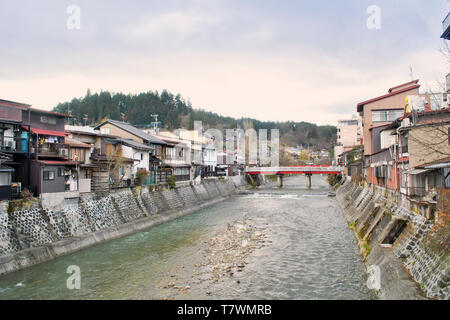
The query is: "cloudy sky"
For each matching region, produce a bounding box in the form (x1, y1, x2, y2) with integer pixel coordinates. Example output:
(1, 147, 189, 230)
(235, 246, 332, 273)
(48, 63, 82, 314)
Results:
(1, 0, 449, 125)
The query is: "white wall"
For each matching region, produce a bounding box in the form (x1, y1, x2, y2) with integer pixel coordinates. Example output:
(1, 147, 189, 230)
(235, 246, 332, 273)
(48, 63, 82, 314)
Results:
(380, 129, 395, 150)
(121, 145, 150, 177)
(203, 145, 217, 168)
(337, 121, 358, 147)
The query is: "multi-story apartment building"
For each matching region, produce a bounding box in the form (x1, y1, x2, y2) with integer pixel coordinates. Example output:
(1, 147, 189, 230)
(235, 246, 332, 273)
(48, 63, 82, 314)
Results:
(337, 116, 359, 147)
(334, 115, 361, 166)
(357, 80, 420, 188)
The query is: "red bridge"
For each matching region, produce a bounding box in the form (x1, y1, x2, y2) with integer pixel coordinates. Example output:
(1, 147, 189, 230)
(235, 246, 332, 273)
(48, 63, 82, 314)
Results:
(245, 165, 343, 188)
(245, 165, 343, 175)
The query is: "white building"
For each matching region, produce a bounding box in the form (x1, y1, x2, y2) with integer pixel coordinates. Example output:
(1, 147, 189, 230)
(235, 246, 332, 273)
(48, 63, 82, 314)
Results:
(337, 115, 359, 147)
(334, 114, 361, 165)
(112, 138, 153, 180)
(203, 141, 218, 174)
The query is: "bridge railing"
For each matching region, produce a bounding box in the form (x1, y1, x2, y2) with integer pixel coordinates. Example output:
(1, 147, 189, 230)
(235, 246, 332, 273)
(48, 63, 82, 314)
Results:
(245, 166, 343, 174)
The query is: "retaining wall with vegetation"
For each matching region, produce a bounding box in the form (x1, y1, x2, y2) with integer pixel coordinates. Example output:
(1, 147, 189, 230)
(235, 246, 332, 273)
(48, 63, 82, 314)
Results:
(336, 178, 449, 300)
(0, 177, 246, 276)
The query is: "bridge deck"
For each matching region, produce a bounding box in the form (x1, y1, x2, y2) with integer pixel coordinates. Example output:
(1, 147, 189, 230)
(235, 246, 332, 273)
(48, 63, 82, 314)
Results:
(245, 165, 343, 175)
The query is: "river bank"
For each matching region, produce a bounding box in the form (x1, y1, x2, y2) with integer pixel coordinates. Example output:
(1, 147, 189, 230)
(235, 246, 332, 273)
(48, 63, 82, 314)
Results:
(0, 177, 246, 277)
(335, 178, 449, 300)
(0, 175, 374, 300)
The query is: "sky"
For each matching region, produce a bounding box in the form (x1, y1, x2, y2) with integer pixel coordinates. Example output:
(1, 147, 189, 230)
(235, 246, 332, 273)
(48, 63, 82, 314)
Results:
(1, 0, 449, 126)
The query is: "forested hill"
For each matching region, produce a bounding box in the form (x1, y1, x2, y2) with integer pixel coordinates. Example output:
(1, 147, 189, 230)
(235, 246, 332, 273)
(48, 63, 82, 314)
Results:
(53, 89, 337, 150)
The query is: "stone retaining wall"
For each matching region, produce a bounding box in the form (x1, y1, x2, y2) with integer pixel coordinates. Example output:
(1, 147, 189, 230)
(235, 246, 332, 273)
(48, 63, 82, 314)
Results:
(0, 177, 246, 276)
(336, 178, 449, 300)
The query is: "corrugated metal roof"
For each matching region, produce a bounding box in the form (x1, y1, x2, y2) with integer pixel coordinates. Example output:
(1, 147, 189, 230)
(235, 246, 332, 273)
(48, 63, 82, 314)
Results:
(407, 168, 432, 175)
(65, 137, 92, 148)
(424, 162, 450, 169)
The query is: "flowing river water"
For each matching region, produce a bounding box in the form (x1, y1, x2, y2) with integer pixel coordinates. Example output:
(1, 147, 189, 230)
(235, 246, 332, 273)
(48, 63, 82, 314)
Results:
(0, 175, 376, 300)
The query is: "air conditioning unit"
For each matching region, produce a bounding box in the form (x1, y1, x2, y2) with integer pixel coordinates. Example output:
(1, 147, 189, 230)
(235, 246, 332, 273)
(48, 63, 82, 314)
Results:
(401, 118, 411, 127)
(59, 148, 68, 157)
(407, 95, 425, 112)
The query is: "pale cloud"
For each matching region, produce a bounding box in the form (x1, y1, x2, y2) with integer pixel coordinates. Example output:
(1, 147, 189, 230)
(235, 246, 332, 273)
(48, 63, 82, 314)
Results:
(2, 48, 446, 126)
(126, 11, 221, 40)
(0, 0, 449, 126)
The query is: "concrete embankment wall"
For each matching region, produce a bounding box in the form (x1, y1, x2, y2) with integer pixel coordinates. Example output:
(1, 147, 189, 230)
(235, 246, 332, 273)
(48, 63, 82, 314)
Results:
(0, 177, 246, 276)
(336, 178, 449, 300)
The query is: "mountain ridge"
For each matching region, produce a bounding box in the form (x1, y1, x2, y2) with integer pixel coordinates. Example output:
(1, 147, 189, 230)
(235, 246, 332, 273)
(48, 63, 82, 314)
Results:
(52, 89, 337, 150)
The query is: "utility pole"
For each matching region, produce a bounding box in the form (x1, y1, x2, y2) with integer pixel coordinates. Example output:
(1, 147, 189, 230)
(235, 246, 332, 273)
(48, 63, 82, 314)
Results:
(151, 114, 159, 134)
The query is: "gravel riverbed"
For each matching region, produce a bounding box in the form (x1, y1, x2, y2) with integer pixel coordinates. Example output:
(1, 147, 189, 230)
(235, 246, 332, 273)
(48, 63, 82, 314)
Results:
(155, 217, 270, 299)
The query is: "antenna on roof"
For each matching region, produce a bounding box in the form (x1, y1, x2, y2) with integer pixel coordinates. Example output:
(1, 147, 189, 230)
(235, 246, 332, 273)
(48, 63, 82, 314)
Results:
(151, 114, 160, 134)
(410, 66, 414, 81)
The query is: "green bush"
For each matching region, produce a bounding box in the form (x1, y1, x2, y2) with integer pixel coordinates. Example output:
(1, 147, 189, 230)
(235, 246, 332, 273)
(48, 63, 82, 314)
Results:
(326, 174, 342, 186)
(136, 169, 149, 186)
(265, 174, 278, 182)
(167, 175, 177, 189)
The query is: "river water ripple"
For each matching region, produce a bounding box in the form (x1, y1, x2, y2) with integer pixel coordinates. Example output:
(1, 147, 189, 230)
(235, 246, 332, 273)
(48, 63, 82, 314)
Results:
(0, 176, 376, 300)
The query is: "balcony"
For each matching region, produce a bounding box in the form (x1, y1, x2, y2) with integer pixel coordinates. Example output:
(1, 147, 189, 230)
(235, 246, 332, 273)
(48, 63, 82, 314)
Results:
(407, 187, 426, 197)
(0, 136, 29, 153)
(35, 143, 69, 158)
(442, 13, 450, 39)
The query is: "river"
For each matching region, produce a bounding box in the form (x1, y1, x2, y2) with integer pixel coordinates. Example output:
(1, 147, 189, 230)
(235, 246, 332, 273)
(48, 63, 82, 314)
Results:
(0, 175, 376, 300)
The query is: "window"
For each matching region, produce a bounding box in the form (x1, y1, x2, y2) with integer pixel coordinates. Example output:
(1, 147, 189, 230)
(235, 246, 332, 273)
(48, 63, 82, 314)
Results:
(372, 110, 404, 122)
(58, 168, 65, 177)
(374, 166, 386, 178)
(43, 171, 55, 180)
(40, 116, 56, 125)
(140, 153, 143, 160)
(100, 127, 110, 135)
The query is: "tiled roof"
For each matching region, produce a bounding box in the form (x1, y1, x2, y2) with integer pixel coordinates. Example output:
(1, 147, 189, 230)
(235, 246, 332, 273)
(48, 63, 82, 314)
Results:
(96, 119, 167, 145)
(106, 137, 154, 151)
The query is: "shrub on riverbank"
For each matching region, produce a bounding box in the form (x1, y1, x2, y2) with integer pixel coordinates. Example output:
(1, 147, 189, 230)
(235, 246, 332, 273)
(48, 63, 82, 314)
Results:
(167, 175, 177, 189)
(326, 174, 342, 186)
(265, 174, 278, 182)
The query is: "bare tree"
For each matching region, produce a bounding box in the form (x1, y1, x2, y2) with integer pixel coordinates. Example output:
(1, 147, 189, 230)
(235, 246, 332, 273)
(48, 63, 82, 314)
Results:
(106, 143, 128, 188)
(440, 40, 450, 63)
(407, 120, 450, 158)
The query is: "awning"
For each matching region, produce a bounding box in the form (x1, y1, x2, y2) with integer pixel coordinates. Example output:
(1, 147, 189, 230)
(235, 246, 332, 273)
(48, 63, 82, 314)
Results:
(150, 155, 162, 163)
(370, 161, 387, 168)
(39, 160, 81, 166)
(28, 127, 68, 137)
(161, 163, 191, 168)
(425, 162, 450, 169)
(407, 169, 431, 175)
(0, 165, 14, 172)
(80, 163, 98, 168)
